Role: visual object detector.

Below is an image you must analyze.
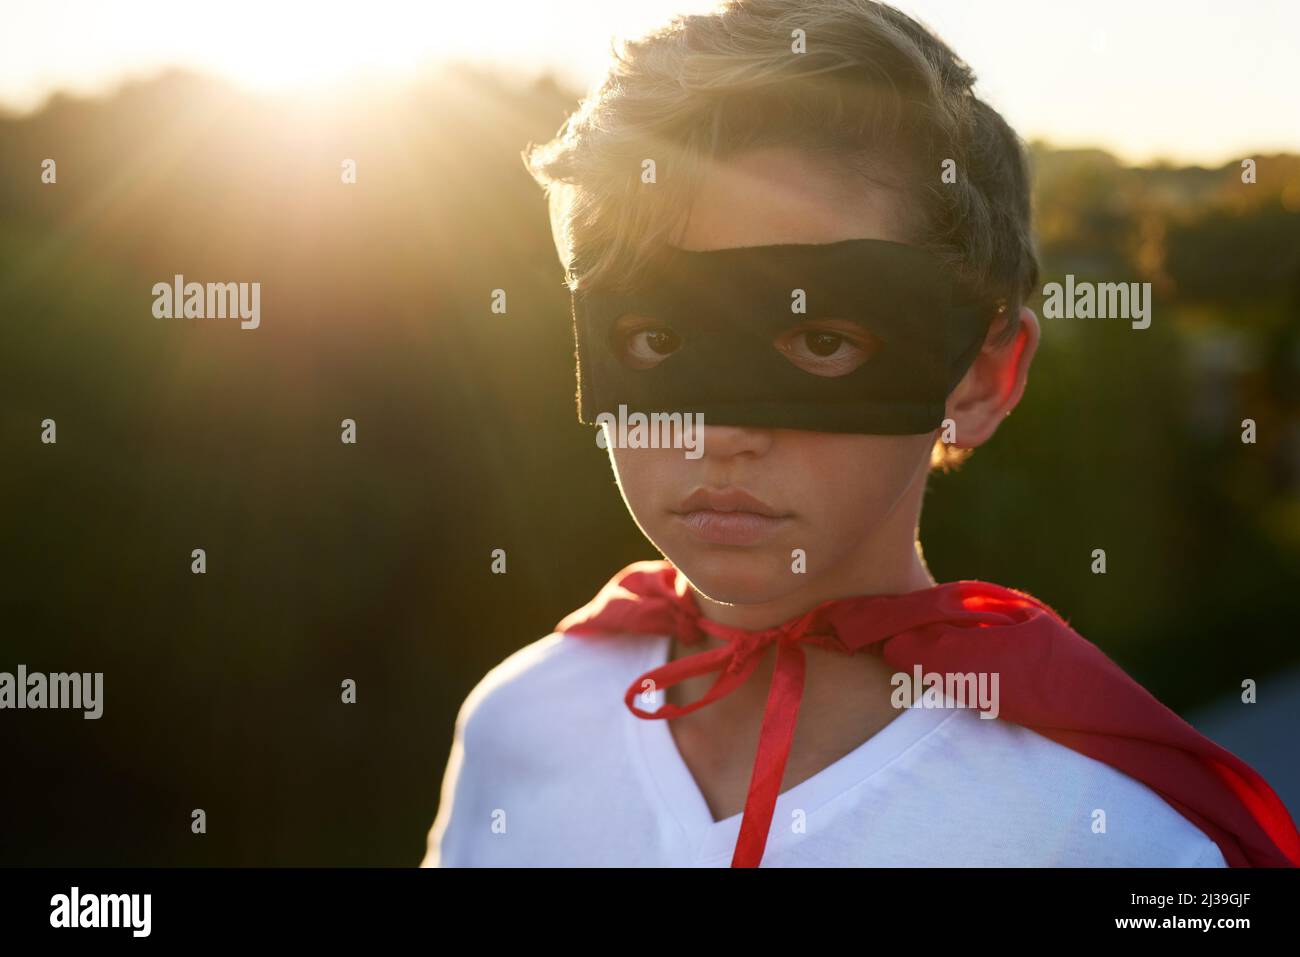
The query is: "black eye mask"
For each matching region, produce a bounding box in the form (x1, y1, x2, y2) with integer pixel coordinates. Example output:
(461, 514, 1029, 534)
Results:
(569, 238, 997, 436)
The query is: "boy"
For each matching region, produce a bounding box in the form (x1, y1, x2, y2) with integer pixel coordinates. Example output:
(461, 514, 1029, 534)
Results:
(422, 0, 1300, 866)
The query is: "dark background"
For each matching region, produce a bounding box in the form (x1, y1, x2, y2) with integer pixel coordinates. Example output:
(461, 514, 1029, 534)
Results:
(2, 67, 1299, 864)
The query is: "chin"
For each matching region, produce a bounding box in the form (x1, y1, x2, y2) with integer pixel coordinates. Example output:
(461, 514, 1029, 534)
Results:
(665, 545, 801, 607)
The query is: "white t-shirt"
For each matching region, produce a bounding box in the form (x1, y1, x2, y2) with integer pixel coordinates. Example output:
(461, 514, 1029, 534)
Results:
(422, 630, 1229, 867)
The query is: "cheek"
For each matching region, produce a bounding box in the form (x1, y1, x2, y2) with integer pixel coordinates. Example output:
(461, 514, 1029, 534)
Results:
(608, 446, 685, 519)
(788, 435, 932, 527)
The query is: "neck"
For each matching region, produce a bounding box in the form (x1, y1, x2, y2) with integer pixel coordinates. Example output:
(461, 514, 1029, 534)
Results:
(689, 541, 935, 634)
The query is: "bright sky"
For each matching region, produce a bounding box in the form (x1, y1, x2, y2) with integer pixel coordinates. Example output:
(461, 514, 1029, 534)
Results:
(2, 0, 1296, 166)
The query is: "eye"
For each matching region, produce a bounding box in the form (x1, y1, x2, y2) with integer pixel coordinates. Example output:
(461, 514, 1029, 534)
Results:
(774, 319, 881, 377)
(611, 313, 683, 369)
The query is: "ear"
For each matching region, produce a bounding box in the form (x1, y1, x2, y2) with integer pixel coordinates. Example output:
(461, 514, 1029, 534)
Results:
(943, 306, 1040, 449)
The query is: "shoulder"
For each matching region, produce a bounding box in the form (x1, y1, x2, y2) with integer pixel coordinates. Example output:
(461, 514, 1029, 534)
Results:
(932, 706, 1228, 866)
(422, 629, 661, 866)
(452, 629, 660, 758)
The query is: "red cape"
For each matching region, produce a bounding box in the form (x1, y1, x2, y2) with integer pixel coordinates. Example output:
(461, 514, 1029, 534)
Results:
(556, 559, 1300, 868)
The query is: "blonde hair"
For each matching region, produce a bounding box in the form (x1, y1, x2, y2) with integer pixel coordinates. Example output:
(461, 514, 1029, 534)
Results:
(523, 0, 1038, 469)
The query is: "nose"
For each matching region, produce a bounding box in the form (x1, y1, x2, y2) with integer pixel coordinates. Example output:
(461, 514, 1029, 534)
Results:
(697, 421, 774, 459)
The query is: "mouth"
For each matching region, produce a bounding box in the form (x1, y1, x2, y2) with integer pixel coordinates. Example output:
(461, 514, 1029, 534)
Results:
(670, 487, 793, 546)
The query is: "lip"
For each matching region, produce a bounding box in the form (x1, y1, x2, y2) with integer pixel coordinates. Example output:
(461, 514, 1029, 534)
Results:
(671, 487, 792, 546)
(674, 487, 788, 517)
(673, 510, 791, 546)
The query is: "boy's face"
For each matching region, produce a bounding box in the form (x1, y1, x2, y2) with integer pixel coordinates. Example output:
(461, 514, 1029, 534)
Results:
(603, 147, 945, 606)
